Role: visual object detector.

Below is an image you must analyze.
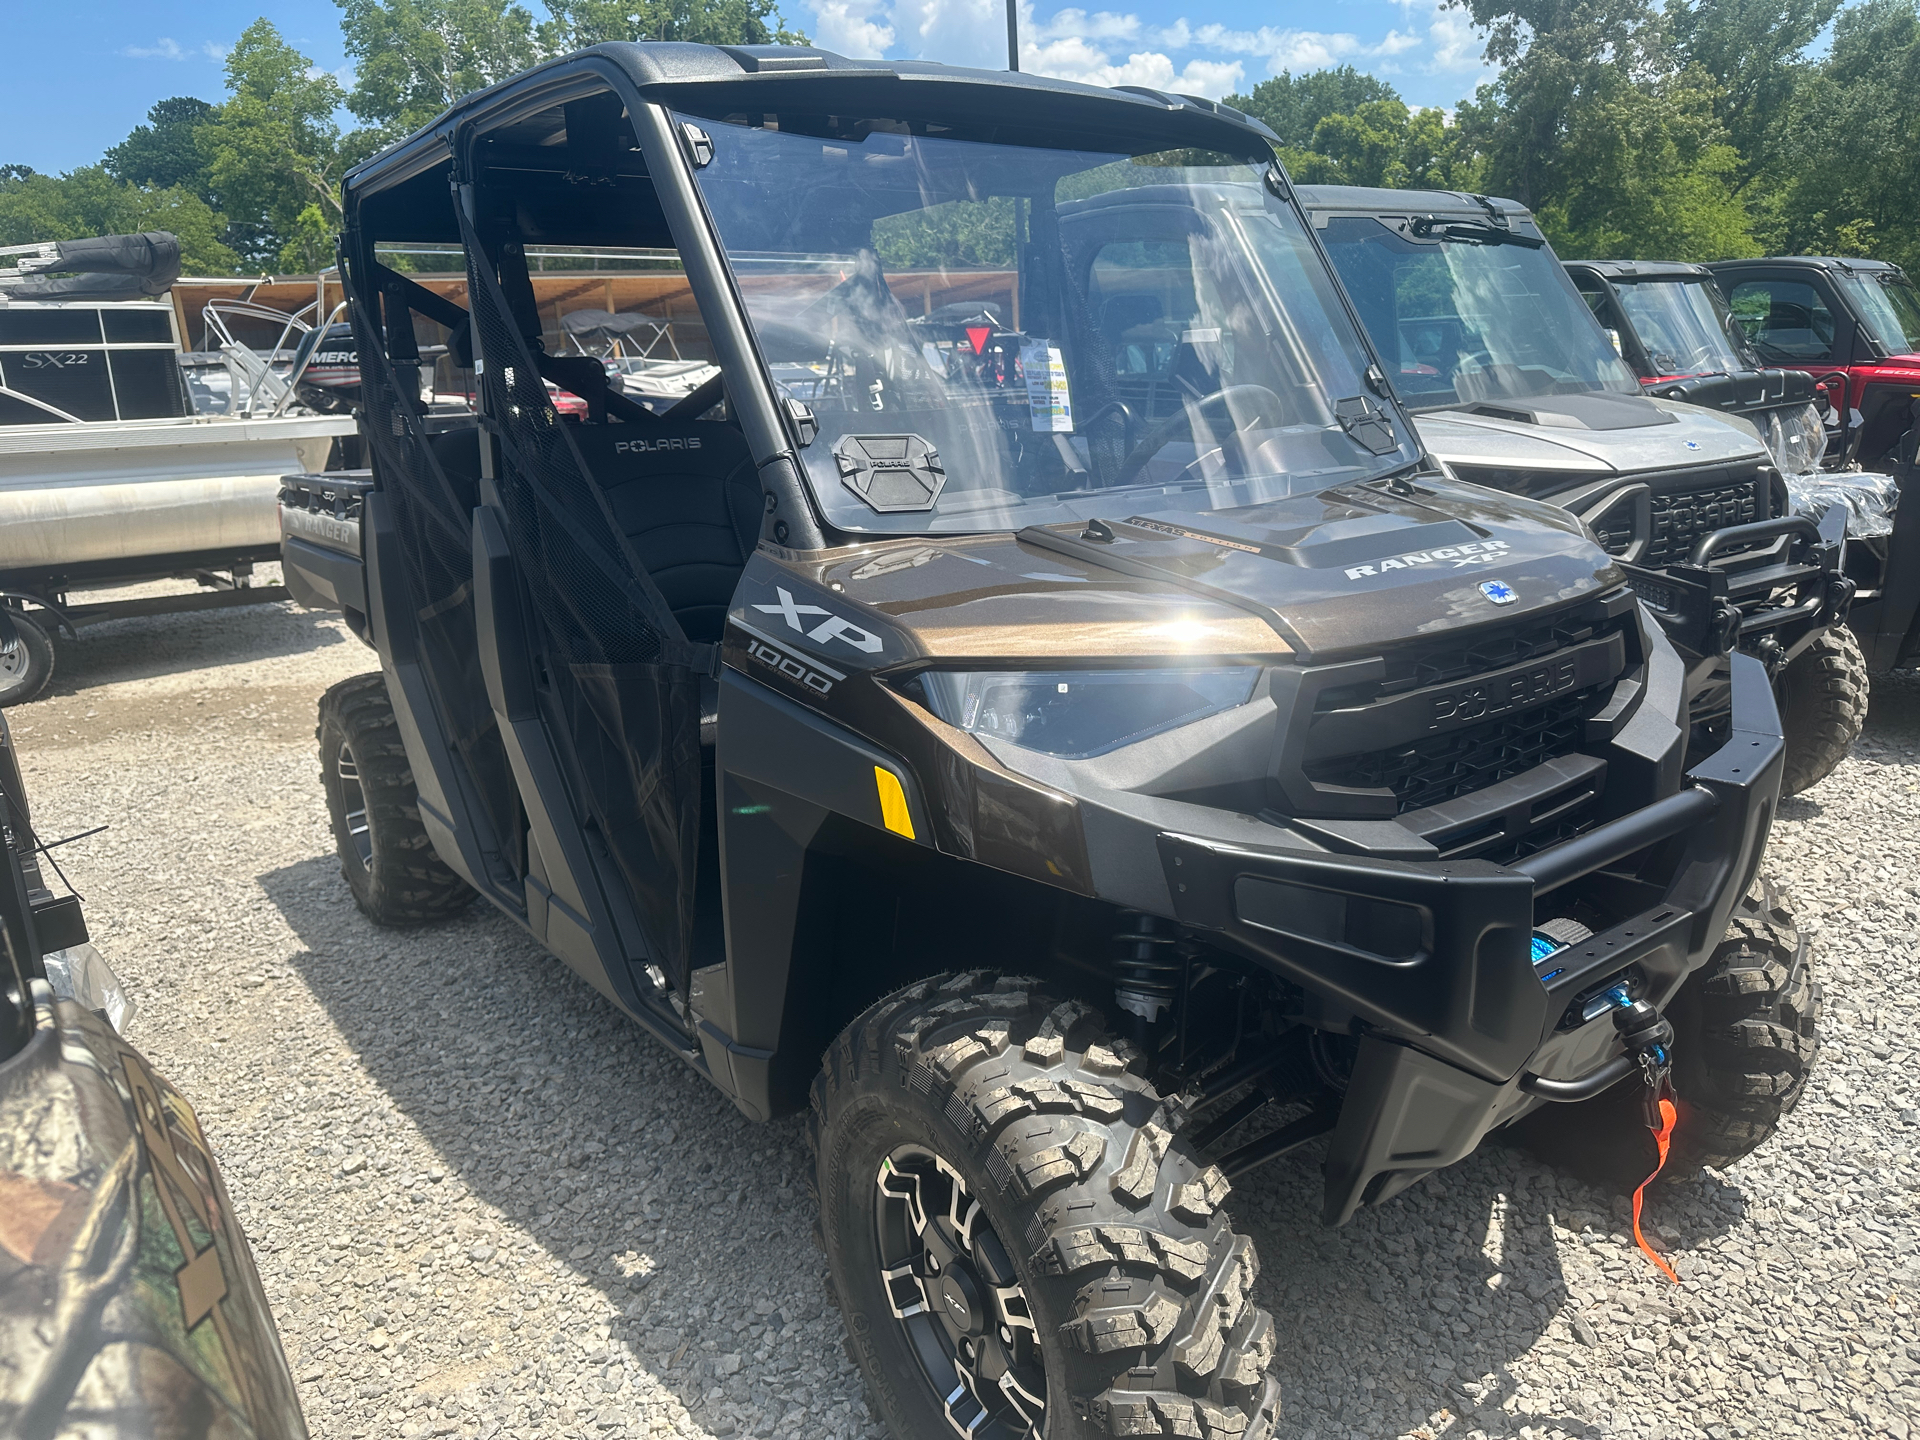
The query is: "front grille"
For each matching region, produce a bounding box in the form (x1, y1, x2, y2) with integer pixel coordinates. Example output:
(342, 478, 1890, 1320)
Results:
(1317, 604, 1630, 710)
(1306, 688, 1601, 814)
(1595, 480, 1761, 569)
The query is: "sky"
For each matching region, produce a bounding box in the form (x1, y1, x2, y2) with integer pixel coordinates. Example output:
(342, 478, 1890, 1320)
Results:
(0, 0, 1493, 177)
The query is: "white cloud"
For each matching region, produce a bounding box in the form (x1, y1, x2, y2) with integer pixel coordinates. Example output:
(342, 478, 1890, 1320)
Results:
(121, 37, 229, 61)
(123, 38, 188, 60)
(888, 0, 1011, 70)
(1022, 34, 1242, 95)
(1424, 4, 1490, 74)
(795, 0, 1496, 103)
(811, 0, 896, 56)
(1033, 8, 1143, 41)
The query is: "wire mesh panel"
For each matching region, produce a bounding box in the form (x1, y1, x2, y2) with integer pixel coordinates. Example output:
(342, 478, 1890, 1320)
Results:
(345, 260, 522, 876)
(459, 208, 706, 991)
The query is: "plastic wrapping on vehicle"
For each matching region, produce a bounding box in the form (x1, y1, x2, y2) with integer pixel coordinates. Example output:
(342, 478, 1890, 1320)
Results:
(42, 941, 136, 1032)
(344, 262, 523, 870)
(1762, 402, 1828, 478)
(459, 206, 706, 992)
(1786, 469, 1901, 538)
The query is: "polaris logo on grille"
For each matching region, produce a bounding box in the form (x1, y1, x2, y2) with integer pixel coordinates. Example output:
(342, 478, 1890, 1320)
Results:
(1429, 659, 1578, 729)
(1344, 538, 1512, 580)
(614, 436, 703, 454)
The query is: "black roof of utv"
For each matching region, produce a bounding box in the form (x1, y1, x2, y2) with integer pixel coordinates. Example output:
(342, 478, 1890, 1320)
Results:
(1292, 186, 1533, 222)
(344, 41, 1283, 234)
(1564, 259, 1713, 282)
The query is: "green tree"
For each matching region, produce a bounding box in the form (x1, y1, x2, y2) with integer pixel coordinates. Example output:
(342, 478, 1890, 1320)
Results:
(0, 166, 237, 273)
(1666, 0, 1841, 190)
(1768, 0, 1920, 269)
(337, 0, 541, 138)
(1442, 0, 1756, 259)
(104, 97, 218, 202)
(1527, 72, 1758, 258)
(1280, 99, 1479, 190)
(536, 0, 805, 50)
(1225, 66, 1400, 149)
(197, 20, 346, 270)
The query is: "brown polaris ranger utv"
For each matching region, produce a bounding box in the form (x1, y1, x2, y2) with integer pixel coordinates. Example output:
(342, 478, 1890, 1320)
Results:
(280, 46, 1818, 1438)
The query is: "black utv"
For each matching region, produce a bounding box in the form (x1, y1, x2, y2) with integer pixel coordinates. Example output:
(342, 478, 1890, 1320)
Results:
(281, 45, 1819, 1439)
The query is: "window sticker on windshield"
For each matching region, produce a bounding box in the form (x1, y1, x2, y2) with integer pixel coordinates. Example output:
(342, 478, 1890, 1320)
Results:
(1021, 341, 1074, 433)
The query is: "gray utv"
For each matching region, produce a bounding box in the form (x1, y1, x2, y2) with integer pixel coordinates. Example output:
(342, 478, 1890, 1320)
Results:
(279, 45, 1817, 1440)
(1297, 188, 1865, 796)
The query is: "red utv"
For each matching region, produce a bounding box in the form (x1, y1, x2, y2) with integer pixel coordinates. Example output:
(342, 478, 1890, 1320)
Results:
(1704, 256, 1920, 472)
(1703, 257, 1920, 673)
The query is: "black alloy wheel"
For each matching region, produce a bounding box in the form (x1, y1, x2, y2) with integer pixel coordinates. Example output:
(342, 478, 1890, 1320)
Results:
(810, 972, 1280, 1440)
(876, 1147, 1045, 1437)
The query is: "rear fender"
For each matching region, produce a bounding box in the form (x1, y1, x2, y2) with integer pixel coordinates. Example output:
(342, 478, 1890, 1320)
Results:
(0, 591, 76, 637)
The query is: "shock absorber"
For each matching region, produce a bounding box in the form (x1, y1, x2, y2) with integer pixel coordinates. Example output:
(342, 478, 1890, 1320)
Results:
(1111, 911, 1182, 1033)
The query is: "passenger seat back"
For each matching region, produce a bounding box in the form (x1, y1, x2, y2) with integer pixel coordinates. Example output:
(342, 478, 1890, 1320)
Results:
(567, 422, 761, 643)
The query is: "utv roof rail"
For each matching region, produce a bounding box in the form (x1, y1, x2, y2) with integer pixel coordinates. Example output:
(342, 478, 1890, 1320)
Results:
(343, 40, 1285, 199)
(1565, 258, 1714, 281)
(1292, 184, 1533, 219)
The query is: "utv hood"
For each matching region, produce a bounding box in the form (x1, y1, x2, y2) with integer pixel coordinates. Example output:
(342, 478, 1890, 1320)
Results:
(1001, 475, 1619, 662)
(1414, 391, 1767, 479)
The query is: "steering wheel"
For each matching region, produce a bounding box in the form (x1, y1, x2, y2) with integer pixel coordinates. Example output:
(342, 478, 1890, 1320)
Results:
(1105, 385, 1289, 489)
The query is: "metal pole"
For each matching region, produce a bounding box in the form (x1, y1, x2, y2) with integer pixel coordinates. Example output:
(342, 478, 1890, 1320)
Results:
(1006, 0, 1019, 69)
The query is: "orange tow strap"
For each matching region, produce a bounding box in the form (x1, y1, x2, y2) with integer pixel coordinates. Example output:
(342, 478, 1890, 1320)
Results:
(1630, 1094, 1680, 1284)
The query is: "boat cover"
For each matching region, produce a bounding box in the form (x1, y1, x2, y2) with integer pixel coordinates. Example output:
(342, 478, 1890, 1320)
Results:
(560, 308, 669, 336)
(0, 232, 183, 299)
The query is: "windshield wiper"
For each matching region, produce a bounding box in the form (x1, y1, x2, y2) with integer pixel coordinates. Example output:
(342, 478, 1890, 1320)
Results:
(1410, 216, 1545, 249)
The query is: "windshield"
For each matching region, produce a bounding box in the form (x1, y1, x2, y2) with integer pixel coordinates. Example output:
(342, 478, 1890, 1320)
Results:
(1611, 277, 1757, 377)
(680, 112, 1417, 534)
(1317, 215, 1640, 410)
(1836, 270, 1920, 355)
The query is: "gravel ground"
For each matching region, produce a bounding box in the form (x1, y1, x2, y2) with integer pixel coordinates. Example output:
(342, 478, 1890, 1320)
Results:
(8, 586, 1920, 1440)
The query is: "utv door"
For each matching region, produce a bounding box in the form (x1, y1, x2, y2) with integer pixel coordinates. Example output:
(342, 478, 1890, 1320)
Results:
(1720, 269, 1857, 451)
(341, 78, 771, 1036)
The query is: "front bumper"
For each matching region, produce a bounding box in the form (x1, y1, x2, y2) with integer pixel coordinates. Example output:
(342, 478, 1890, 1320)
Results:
(1157, 652, 1782, 1222)
(1624, 504, 1853, 688)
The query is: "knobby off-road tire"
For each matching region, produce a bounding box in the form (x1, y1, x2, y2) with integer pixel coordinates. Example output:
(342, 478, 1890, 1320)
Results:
(1513, 879, 1821, 1188)
(809, 972, 1280, 1440)
(1776, 623, 1868, 796)
(317, 672, 474, 926)
(0, 610, 55, 707)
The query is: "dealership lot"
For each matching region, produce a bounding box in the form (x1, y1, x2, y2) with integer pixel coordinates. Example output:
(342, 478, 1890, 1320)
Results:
(11, 591, 1918, 1440)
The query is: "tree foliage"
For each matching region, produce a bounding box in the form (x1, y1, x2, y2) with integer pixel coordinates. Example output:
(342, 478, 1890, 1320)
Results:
(338, 0, 541, 139)
(1667, 0, 1843, 187)
(0, 166, 237, 273)
(197, 20, 349, 270)
(104, 98, 218, 199)
(1766, 0, 1920, 268)
(1227, 67, 1401, 149)
(537, 0, 805, 49)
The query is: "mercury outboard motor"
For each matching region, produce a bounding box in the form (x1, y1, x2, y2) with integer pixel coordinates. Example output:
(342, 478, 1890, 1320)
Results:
(289, 322, 362, 413)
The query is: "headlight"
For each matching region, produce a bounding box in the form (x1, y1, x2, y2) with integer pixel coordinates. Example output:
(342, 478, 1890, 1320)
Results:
(918, 667, 1261, 759)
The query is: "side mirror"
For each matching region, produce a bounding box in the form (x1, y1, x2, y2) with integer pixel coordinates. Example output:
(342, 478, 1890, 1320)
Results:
(784, 397, 817, 447)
